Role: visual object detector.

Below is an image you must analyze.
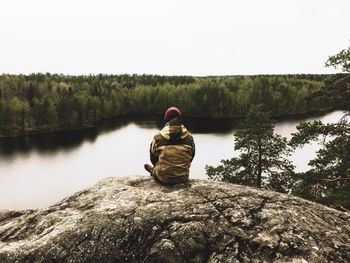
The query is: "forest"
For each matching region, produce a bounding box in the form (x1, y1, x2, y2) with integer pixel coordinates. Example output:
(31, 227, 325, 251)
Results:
(0, 73, 348, 137)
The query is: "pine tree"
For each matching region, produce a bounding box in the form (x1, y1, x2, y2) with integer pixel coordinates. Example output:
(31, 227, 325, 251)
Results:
(206, 105, 295, 193)
(290, 115, 350, 211)
(325, 45, 350, 73)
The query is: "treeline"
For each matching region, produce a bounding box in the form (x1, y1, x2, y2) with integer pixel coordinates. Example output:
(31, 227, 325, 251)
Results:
(0, 73, 347, 136)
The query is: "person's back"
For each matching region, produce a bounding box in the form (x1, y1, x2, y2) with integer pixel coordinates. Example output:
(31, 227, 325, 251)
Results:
(145, 107, 195, 184)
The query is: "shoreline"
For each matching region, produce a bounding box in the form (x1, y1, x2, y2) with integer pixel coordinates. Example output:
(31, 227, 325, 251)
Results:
(0, 107, 347, 139)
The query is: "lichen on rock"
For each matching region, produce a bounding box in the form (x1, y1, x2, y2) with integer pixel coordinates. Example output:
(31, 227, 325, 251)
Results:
(0, 176, 350, 262)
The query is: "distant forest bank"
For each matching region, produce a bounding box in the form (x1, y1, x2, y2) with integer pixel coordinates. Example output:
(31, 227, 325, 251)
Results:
(0, 73, 349, 137)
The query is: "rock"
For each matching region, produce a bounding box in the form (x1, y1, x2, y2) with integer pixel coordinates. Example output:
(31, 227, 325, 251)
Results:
(0, 176, 350, 263)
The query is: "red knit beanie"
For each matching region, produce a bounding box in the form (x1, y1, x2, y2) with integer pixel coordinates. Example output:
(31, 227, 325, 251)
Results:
(164, 107, 182, 123)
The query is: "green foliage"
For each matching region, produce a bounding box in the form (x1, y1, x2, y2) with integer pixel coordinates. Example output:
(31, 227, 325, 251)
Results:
(206, 105, 295, 193)
(0, 73, 344, 136)
(290, 115, 350, 210)
(325, 45, 350, 73)
(323, 44, 350, 109)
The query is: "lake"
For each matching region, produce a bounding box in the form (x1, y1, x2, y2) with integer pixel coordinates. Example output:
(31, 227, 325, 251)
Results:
(0, 110, 346, 210)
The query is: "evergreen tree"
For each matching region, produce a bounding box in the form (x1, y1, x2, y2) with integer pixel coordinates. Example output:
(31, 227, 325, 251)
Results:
(206, 105, 295, 193)
(325, 45, 350, 73)
(323, 44, 350, 108)
(290, 115, 350, 211)
(0, 73, 343, 136)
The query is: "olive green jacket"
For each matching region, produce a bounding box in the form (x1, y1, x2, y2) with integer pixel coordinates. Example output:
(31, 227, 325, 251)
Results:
(150, 118, 195, 184)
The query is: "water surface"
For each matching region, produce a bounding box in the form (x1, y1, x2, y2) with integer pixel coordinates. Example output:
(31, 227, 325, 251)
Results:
(0, 111, 346, 210)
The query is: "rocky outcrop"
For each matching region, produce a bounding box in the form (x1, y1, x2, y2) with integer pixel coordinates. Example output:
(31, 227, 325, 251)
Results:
(0, 176, 350, 263)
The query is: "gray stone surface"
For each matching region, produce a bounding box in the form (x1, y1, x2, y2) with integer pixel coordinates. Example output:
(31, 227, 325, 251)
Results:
(0, 176, 350, 263)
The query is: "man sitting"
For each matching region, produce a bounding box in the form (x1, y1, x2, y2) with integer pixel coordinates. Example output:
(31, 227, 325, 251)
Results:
(144, 107, 195, 185)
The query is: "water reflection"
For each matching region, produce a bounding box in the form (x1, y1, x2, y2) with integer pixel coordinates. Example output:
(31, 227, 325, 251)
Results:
(0, 131, 98, 158)
(0, 116, 134, 159)
(0, 115, 241, 160)
(0, 110, 347, 210)
(1, 111, 329, 160)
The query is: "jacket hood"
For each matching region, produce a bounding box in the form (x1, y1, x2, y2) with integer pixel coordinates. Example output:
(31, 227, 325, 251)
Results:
(160, 118, 189, 141)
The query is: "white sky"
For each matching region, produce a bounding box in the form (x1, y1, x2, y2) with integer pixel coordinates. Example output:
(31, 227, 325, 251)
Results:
(0, 0, 349, 76)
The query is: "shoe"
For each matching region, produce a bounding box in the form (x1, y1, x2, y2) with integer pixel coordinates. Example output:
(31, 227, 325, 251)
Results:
(144, 164, 153, 174)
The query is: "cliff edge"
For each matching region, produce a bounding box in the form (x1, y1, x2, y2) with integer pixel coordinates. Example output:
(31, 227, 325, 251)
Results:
(0, 176, 350, 263)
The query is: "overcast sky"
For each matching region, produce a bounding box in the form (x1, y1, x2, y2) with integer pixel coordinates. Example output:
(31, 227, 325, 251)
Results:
(0, 0, 349, 76)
